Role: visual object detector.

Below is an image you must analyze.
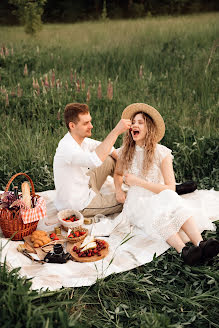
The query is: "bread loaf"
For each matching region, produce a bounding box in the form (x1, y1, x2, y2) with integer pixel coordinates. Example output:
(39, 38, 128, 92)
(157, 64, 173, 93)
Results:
(30, 230, 51, 248)
(21, 181, 32, 209)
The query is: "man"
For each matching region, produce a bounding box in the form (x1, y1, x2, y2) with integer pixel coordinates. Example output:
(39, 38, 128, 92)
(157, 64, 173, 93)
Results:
(53, 103, 131, 217)
(53, 102, 197, 218)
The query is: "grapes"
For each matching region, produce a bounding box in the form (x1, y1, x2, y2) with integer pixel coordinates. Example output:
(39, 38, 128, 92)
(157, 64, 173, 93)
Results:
(0, 191, 19, 209)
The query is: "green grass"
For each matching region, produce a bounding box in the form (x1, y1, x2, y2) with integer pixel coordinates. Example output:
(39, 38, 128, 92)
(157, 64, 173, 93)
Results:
(0, 13, 219, 327)
(1, 225, 219, 328)
(0, 13, 219, 190)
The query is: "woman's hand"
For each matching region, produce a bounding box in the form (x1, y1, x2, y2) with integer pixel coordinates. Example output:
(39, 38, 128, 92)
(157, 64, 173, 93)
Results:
(124, 173, 139, 186)
(116, 189, 126, 204)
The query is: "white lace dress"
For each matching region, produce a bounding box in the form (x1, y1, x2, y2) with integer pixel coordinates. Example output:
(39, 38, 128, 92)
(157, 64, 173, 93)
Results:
(120, 144, 217, 241)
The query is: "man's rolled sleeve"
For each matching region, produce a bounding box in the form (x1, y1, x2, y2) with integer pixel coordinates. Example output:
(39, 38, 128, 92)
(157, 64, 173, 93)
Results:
(67, 149, 102, 168)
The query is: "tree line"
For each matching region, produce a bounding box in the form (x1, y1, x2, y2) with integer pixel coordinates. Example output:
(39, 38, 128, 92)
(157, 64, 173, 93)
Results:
(0, 0, 218, 25)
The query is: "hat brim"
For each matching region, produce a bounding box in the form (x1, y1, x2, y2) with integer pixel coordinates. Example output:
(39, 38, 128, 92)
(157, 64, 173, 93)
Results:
(121, 103, 165, 142)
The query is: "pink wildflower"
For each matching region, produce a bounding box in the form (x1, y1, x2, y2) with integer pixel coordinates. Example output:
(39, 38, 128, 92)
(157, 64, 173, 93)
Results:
(86, 87, 91, 102)
(81, 78, 85, 91)
(107, 79, 113, 100)
(139, 65, 143, 79)
(17, 84, 23, 97)
(57, 110, 61, 121)
(5, 93, 9, 106)
(76, 79, 80, 92)
(44, 74, 49, 87)
(51, 69, 55, 88)
(70, 69, 73, 83)
(32, 77, 36, 89)
(56, 79, 61, 90)
(24, 64, 28, 76)
(35, 79, 40, 95)
(0, 47, 5, 58)
(97, 80, 102, 99)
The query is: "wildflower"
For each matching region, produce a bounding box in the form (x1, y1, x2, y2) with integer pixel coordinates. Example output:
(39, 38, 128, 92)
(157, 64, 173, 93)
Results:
(76, 79, 80, 92)
(35, 79, 40, 95)
(51, 69, 55, 88)
(0, 47, 5, 58)
(97, 80, 102, 99)
(11, 47, 14, 55)
(56, 79, 61, 90)
(36, 46, 39, 53)
(17, 83, 23, 97)
(107, 79, 113, 100)
(74, 69, 77, 82)
(86, 87, 91, 102)
(65, 81, 68, 90)
(42, 86, 47, 95)
(81, 78, 85, 91)
(24, 63, 28, 76)
(32, 77, 36, 89)
(139, 65, 143, 79)
(5, 48, 9, 56)
(44, 74, 49, 88)
(40, 77, 44, 87)
(5, 93, 9, 106)
(57, 109, 61, 121)
(70, 69, 73, 83)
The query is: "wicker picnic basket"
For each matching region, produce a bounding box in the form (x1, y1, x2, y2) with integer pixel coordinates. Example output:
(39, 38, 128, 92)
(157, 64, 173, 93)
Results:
(0, 173, 42, 241)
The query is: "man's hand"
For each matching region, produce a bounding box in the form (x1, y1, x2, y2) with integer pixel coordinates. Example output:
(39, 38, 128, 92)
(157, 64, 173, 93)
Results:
(123, 173, 139, 186)
(116, 189, 127, 204)
(114, 119, 131, 136)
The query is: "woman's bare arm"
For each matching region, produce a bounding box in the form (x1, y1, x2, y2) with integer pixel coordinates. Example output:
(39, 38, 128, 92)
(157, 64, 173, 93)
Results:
(114, 158, 126, 203)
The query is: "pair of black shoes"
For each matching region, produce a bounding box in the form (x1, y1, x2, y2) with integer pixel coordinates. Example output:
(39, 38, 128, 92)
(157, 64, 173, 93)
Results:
(182, 238, 219, 266)
(176, 181, 197, 195)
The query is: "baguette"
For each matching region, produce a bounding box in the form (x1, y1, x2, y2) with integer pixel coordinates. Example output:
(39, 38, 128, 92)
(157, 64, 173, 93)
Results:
(21, 181, 32, 209)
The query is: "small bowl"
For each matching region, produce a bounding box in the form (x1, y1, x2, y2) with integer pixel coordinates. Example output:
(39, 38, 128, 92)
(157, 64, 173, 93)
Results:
(66, 228, 88, 244)
(58, 209, 84, 230)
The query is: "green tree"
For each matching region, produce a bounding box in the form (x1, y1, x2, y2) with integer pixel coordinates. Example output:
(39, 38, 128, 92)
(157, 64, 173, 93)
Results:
(9, 0, 47, 35)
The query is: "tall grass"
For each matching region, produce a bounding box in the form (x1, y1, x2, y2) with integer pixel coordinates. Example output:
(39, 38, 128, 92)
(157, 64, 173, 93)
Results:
(0, 225, 219, 328)
(0, 14, 218, 191)
(0, 13, 219, 327)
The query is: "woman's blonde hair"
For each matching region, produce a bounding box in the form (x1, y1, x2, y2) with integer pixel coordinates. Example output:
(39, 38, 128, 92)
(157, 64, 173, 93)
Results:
(118, 112, 157, 175)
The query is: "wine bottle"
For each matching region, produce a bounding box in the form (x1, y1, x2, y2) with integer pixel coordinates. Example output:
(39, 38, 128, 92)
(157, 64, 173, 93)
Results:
(13, 186, 18, 200)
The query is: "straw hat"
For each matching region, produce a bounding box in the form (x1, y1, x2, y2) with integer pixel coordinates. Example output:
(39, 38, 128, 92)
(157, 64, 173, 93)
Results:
(121, 103, 165, 142)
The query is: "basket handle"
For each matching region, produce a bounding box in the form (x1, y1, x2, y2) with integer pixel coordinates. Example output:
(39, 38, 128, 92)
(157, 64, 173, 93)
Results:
(5, 172, 36, 196)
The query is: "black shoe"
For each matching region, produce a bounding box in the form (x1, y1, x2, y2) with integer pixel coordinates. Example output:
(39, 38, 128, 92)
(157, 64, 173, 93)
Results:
(181, 245, 202, 265)
(199, 239, 219, 261)
(176, 181, 197, 195)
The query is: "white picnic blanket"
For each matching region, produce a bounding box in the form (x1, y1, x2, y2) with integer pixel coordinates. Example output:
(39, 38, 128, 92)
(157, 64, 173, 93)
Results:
(0, 178, 218, 291)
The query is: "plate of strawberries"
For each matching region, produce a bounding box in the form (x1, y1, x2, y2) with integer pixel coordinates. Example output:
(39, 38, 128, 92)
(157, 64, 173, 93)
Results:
(58, 209, 84, 230)
(66, 228, 88, 243)
(67, 235, 109, 262)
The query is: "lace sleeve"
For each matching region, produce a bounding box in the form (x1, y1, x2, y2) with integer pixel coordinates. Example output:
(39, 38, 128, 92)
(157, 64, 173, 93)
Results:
(157, 144, 174, 164)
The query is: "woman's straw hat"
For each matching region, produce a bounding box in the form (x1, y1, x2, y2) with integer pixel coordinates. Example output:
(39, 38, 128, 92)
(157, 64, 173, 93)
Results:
(121, 103, 165, 142)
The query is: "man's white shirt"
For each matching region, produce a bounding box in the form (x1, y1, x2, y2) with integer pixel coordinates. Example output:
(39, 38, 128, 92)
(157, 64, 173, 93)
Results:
(53, 132, 113, 211)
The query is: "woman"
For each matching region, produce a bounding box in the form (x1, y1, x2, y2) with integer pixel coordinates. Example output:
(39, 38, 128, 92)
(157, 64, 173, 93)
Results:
(114, 103, 219, 265)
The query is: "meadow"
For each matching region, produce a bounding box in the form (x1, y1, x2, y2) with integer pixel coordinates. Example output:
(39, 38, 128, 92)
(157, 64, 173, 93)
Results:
(0, 13, 219, 327)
